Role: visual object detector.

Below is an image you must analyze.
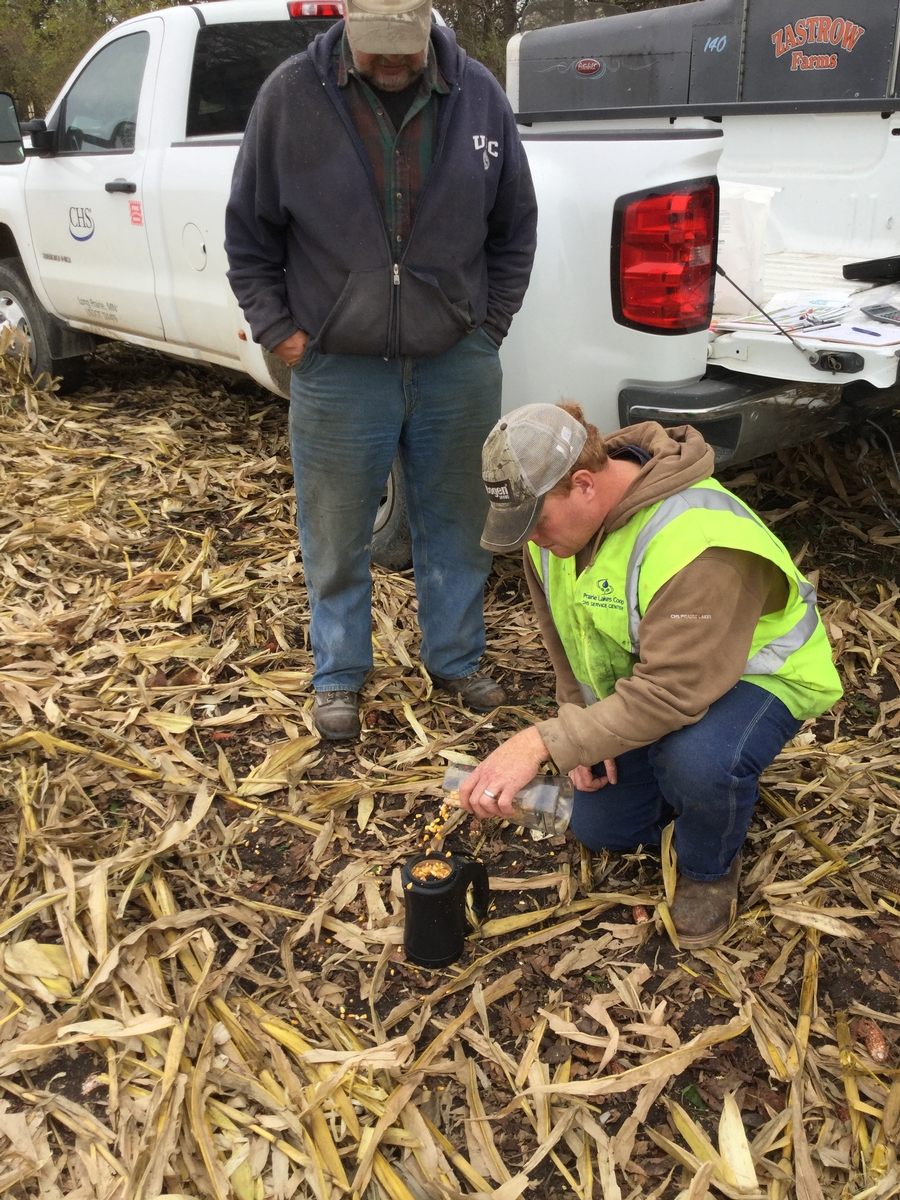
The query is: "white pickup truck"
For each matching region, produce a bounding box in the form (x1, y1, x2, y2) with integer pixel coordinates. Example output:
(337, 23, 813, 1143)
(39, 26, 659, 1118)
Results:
(0, 0, 898, 563)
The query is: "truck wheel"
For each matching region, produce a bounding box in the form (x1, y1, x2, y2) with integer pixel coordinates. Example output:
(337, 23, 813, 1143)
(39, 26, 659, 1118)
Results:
(371, 458, 412, 571)
(0, 261, 85, 394)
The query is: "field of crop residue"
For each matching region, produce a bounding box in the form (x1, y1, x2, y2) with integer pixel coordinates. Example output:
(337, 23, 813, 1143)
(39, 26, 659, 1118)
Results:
(2, 340, 900, 1200)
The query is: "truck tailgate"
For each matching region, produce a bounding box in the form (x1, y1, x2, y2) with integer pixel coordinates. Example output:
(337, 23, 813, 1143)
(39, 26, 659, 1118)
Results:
(499, 125, 723, 431)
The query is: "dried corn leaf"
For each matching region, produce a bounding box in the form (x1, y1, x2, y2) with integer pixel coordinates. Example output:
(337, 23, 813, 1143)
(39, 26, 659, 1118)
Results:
(2, 351, 898, 1200)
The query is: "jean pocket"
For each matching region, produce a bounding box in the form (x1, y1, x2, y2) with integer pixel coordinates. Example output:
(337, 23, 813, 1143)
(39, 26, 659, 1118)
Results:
(291, 340, 315, 373)
(475, 324, 501, 349)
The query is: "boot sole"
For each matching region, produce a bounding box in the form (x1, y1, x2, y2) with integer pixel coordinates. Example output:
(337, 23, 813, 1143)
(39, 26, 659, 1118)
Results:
(316, 724, 360, 740)
(432, 679, 505, 713)
(674, 922, 731, 950)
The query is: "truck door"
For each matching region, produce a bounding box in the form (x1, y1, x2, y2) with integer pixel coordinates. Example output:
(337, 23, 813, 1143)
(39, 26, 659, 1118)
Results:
(24, 22, 164, 339)
(158, 15, 338, 360)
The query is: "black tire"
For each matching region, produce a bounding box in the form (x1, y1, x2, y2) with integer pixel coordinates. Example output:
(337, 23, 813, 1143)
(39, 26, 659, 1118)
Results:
(371, 458, 413, 571)
(0, 260, 86, 393)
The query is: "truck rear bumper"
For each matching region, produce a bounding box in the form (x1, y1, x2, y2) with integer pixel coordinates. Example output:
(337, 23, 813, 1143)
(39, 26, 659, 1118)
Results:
(619, 366, 898, 465)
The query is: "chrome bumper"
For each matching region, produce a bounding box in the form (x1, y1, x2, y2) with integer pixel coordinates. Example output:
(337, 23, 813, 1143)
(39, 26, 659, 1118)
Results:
(619, 367, 898, 465)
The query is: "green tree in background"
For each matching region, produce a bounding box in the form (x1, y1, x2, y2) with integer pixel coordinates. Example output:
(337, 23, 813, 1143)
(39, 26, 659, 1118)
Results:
(442, 0, 695, 81)
(0, 0, 696, 116)
(0, 0, 168, 117)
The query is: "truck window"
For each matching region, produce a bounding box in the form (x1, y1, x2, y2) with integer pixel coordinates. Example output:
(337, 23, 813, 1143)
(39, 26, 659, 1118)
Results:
(186, 21, 336, 138)
(59, 32, 150, 154)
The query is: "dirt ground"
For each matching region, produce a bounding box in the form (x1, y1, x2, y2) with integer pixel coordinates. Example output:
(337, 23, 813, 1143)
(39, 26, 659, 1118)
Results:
(2, 342, 900, 1199)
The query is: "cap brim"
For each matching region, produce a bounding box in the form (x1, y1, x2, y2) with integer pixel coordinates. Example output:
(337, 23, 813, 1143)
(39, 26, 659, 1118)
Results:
(480, 494, 544, 553)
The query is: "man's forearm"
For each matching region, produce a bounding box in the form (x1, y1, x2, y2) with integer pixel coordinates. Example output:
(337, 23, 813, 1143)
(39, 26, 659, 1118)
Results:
(483, 126, 538, 341)
(225, 250, 296, 351)
(225, 117, 295, 349)
(484, 241, 537, 341)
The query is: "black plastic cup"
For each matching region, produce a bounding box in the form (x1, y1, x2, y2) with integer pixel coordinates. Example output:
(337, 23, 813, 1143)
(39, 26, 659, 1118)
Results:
(401, 850, 490, 968)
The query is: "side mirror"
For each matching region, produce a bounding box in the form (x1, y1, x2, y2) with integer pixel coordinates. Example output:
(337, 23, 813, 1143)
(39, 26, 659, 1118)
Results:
(19, 117, 54, 154)
(0, 93, 25, 164)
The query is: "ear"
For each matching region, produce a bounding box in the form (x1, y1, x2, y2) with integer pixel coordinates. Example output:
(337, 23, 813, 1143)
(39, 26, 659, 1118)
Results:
(570, 469, 595, 498)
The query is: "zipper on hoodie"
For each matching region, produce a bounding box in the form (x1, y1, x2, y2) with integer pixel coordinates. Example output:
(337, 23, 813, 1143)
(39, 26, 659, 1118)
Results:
(313, 33, 406, 359)
(388, 261, 400, 360)
(314, 28, 464, 359)
(382, 63, 463, 358)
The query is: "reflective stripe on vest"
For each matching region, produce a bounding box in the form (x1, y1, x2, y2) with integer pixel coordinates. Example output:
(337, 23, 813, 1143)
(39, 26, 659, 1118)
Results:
(745, 577, 819, 674)
(540, 546, 599, 705)
(622, 487, 818, 674)
(540, 547, 551, 607)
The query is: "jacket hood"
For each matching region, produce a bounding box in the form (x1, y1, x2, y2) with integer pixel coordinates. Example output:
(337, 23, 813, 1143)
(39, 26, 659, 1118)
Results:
(309, 19, 463, 86)
(603, 422, 715, 534)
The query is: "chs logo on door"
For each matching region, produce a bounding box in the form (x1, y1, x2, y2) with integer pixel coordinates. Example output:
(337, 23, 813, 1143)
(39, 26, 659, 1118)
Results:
(771, 15, 865, 72)
(68, 207, 94, 242)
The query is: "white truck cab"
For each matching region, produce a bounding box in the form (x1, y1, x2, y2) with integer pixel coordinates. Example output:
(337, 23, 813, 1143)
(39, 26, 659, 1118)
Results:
(1, 0, 899, 560)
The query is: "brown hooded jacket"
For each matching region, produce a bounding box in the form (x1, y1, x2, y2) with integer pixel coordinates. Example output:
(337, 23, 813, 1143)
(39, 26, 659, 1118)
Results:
(527, 422, 790, 772)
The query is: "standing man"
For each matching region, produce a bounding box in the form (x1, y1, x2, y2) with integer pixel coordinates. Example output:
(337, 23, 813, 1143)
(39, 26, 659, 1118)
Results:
(226, 0, 537, 740)
(459, 403, 842, 948)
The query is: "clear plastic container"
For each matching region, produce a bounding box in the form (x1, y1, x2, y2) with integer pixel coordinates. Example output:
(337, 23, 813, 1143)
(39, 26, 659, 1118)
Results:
(441, 765, 574, 837)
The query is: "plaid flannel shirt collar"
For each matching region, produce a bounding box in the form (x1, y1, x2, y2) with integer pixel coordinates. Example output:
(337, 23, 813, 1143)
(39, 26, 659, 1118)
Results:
(335, 29, 448, 96)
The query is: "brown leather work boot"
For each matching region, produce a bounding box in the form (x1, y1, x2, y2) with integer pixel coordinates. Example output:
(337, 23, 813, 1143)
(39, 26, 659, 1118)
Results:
(313, 691, 360, 740)
(670, 853, 742, 950)
(432, 671, 506, 713)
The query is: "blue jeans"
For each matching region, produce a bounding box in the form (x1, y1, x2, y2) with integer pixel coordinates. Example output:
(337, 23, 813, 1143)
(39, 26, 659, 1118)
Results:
(288, 329, 502, 692)
(570, 681, 802, 881)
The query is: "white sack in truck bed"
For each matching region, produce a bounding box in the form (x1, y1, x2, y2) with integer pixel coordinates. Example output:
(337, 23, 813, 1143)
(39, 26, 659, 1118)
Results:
(713, 182, 779, 316)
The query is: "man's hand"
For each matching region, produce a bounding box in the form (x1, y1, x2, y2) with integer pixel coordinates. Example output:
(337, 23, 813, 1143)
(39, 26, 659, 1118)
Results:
(458, 725, 548, 819)
(272, 330, 309, 367)
(569, 759, 617, 792)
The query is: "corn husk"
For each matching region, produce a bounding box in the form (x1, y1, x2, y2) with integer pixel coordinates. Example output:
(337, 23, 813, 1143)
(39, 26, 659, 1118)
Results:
(2, 345, 900, 1198)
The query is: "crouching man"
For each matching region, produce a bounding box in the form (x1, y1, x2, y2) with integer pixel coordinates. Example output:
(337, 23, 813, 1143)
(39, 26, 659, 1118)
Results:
(458, 403, 842, 949)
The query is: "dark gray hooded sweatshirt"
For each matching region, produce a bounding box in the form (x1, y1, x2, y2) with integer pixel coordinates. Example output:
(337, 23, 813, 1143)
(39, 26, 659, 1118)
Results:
(225, 22, 538, 358)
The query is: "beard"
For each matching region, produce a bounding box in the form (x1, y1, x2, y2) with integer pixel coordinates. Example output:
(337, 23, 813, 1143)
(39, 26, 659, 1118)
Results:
(354, 56, 424, 92)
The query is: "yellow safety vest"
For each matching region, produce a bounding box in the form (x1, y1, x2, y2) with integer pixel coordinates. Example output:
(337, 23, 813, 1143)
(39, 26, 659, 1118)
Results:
(529, 478, 842, 720)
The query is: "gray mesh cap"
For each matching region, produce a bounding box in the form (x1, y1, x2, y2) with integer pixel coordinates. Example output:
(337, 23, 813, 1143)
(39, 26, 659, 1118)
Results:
(345, 0, 432, 54)
(481, 405, 587, 553)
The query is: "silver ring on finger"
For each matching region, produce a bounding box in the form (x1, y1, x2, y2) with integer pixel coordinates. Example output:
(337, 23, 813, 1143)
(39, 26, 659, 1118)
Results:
(483, 788, 496, 799)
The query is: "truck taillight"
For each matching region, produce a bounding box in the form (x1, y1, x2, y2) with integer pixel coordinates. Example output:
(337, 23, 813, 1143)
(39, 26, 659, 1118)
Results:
(612, 178, 718, 335)
(287, 1, 343, 15)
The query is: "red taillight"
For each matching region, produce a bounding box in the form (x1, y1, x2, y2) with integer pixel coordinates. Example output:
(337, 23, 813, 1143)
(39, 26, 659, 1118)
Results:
(612, 179, 717, 334)
(287, 1, 343, 16)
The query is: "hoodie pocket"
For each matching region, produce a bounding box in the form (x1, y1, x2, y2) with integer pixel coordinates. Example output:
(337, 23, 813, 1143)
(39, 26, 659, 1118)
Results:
(313, 267, 392, 357)
(399, 266, 477, 358)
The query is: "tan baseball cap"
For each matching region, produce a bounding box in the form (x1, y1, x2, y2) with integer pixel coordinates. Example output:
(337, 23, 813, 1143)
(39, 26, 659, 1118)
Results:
(481, 405, 587, 553)
(345, 0, 432, 54)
